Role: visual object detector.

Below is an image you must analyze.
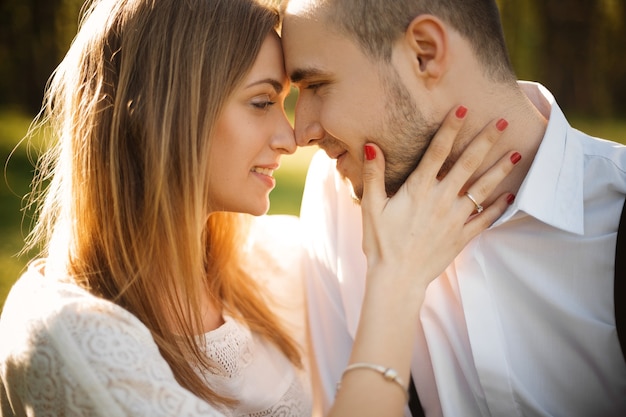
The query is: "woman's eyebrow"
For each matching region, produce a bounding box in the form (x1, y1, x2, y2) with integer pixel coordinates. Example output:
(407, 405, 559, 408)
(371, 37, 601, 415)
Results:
(245, 78, 284, 93)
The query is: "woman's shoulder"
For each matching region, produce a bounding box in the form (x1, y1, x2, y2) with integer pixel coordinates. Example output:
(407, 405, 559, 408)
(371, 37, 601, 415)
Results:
(0, 260, 152, 349)
(0, 259, 159, 375)
(0, 260, 223, 417)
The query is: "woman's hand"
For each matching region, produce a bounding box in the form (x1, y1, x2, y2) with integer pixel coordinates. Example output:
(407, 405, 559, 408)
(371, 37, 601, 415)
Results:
(329, 106, 519, 417)
(360, 106, 519, 289)
(329, 106, 520, 417)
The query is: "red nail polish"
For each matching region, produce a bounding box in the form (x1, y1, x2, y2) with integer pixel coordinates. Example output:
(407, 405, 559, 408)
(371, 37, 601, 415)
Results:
(510, 152, 522, 164)
(506, 193, 516, 205)
(496, 118, 509, 132)
(455, 105, 468, 119)
(364, 144, 376, 161)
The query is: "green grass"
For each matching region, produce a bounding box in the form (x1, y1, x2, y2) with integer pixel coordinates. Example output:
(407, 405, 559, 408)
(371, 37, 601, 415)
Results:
(0, 110, 38, 309)
(1, 109, 624, 309)
(268, 147, 317, 215)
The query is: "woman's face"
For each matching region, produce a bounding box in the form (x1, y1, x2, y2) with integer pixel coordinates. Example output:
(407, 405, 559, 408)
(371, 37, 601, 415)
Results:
(208, 32, 295, 215)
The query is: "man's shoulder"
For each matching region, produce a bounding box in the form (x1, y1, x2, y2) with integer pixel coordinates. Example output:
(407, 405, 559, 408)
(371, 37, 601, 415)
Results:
(572, 126, 626, 158)
(573, 129, 626, 184)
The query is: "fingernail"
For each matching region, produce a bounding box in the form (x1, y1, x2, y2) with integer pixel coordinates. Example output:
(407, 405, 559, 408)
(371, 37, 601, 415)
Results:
(510, 152, 522, 164)
(507, 193, 516, 205)
(496, 118, 509, 132)
(364, 144, 376, 161)
(455, 105, 468, 119)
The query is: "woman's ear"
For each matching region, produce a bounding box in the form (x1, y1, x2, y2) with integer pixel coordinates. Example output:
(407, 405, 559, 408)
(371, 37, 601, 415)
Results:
(403, 15, 448, 82)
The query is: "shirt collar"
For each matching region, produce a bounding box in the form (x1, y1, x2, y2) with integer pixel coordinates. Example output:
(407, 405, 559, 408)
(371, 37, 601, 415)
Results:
(492, 82, 585, 235)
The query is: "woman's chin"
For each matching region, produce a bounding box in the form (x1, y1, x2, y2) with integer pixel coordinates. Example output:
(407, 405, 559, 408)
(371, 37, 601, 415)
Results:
(246, 200, 270, 217)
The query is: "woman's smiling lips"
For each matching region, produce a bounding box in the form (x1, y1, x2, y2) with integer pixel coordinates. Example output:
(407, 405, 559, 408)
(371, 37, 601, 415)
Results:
(251, 164, 278, 188)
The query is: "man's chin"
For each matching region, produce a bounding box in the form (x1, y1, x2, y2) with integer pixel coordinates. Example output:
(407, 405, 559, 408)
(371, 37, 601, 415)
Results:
(337, 164, 401, 202)
(350, 186, 362, 205)
(343, 175, 403, 203)
(338, 173, 363, 204)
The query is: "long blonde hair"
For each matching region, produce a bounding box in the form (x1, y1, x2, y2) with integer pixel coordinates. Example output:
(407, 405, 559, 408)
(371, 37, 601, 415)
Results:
(26, 0, 300, 406)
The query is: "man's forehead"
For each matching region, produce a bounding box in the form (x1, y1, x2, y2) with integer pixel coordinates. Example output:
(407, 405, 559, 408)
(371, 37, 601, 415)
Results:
(284, 0, 324, 16)
(281, 12, 336, 80)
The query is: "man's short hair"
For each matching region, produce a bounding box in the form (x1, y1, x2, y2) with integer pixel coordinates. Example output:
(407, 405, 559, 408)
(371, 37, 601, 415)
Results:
(313, 0, 516, 83)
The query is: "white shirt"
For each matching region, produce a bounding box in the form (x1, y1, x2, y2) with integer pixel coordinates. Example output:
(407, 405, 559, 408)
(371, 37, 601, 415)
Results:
(300, 82, 626, 417)
(0, 215, 312, 417)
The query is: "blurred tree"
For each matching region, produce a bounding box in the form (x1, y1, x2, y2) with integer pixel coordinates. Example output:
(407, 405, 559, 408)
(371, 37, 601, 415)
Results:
(0, 0, 83, 113)
(536, 0, 599, 113)
(0, 0, 624, 116)
(498, 0, 625, 117)
(601, 0, 626, 117)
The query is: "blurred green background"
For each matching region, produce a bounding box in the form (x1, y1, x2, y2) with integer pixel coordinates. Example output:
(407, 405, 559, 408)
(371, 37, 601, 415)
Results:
(1, 0, 626, 308)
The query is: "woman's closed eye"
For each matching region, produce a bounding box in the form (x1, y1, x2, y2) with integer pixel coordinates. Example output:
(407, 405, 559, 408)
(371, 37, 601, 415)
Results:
(251, 94, 276, 110)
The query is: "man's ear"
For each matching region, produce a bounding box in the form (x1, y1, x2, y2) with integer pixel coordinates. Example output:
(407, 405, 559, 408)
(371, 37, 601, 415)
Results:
(403, 15, 448, 82)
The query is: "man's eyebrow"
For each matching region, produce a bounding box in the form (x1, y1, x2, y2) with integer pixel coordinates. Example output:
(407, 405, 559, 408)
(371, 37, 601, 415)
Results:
(289, 67, 328, 84)
(245, 78, 284, 94)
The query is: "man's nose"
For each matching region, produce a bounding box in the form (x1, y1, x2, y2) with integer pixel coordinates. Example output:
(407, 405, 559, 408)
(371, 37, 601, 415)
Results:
(293, 95, 324, 147)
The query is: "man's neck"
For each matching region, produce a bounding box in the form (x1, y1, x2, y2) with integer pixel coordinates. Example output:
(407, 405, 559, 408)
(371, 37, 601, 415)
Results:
(456, 81, 549, 207)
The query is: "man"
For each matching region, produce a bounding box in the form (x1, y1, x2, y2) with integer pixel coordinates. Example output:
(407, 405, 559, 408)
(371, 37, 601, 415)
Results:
(280, 0, 626, 416)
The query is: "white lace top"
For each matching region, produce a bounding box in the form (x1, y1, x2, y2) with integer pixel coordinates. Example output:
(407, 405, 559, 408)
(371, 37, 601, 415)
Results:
(196, 315, 309, 417)
(0, 215, 313, 417)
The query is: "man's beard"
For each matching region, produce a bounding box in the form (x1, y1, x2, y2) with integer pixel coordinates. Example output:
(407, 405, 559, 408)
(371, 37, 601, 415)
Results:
(354, 68, 439, 200)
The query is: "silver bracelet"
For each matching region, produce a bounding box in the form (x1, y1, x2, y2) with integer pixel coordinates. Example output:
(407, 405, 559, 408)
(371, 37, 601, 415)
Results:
(336, 362, 409, 401)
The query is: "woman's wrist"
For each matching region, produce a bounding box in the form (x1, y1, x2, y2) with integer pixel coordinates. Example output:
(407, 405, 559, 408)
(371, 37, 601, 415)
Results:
(365, 264, 429, 306)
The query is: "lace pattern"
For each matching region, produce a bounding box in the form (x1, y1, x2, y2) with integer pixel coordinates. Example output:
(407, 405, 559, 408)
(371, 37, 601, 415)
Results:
(200, 317, 253, 378)
(244, 379, 310, 417)
(0, 263, 225, 417)
(1, 261, 311, 417)
(196, 316, 312, 417)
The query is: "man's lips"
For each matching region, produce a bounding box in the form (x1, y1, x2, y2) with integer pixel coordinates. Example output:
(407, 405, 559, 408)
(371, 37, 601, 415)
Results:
(334, 151, 350, 176)
(322, 147, 346, 160)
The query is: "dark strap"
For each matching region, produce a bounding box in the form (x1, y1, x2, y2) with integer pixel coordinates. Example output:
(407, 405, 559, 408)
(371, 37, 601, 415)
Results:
(616, 198, 626, 363)
(408, 375, 425, 417)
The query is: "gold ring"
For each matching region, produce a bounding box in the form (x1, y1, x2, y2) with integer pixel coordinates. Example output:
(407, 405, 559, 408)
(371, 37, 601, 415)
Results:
(465, 192, 484, 213)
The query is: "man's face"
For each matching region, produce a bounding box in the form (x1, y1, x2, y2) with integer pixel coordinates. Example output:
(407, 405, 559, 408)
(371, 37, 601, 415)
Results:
(282, 13, 439, 199)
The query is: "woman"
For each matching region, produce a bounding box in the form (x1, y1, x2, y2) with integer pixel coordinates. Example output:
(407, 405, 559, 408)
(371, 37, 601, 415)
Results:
(0, 0, 517, 415)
